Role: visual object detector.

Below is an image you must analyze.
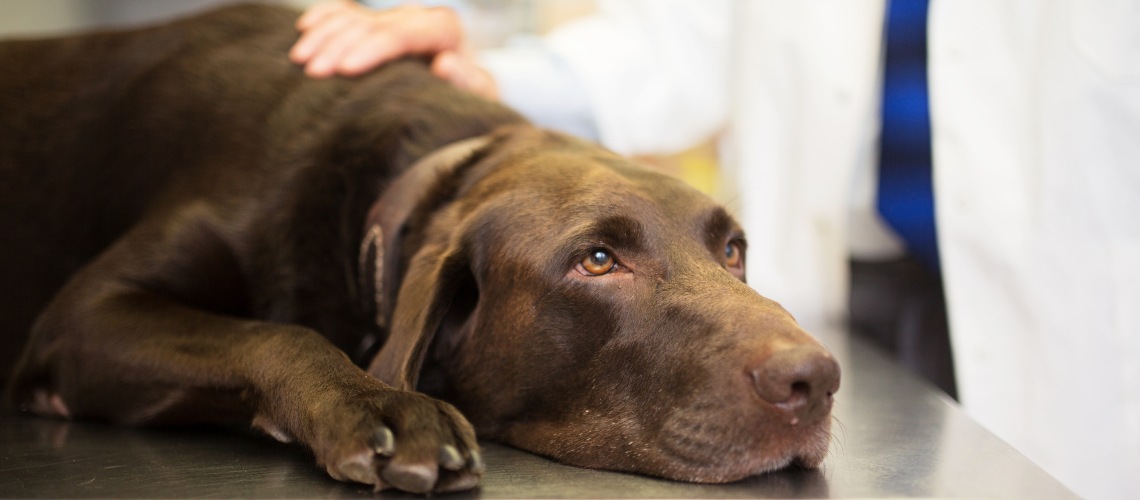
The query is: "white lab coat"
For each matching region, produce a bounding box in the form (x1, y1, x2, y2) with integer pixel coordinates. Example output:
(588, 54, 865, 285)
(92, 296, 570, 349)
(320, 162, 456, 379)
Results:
(931, 2, 1140, 498)
(485, 1, 1139, 497)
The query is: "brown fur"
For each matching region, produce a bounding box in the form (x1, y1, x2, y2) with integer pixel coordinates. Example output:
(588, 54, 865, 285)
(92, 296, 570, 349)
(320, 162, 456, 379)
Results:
(0, 4, 839, 494)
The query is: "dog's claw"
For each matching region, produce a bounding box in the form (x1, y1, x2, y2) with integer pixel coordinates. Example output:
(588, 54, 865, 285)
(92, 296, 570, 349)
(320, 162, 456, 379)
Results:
(439, 444, 464, 471)
(372, 426, 396, 457)
(468, 449, 485, 474)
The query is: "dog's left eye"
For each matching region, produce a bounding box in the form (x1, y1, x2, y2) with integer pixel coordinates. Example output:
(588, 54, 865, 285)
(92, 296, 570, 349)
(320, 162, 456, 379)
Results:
(725, 241, 743, 268)
(579, 249, 616, 276)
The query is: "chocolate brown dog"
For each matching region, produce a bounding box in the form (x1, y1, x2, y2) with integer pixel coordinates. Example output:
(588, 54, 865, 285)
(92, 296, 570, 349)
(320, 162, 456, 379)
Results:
(0, 4, 839, 494)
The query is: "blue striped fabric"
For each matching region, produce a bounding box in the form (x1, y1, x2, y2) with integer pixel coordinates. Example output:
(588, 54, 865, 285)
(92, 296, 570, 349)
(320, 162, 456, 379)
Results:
(877, 0, 939, 272)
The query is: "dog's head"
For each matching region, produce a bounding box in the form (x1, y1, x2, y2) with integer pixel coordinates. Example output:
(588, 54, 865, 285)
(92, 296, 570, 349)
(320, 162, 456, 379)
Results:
(364, 126, 839, 482)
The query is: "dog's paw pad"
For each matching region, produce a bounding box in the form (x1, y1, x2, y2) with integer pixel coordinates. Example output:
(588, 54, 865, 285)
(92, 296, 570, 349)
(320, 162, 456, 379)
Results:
(436, 470, 482, 493)
(330, 454, 382, 487)
(381, 463, 437, 494)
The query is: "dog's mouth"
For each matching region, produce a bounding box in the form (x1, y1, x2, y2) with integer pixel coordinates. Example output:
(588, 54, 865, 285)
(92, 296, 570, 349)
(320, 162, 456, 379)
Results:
(649, 405, 835, 484)
(493, 396, 835, 486)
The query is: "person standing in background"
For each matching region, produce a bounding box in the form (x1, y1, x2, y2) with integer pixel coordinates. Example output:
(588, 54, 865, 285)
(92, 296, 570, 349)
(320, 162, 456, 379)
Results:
(291, 1, 1140, 498)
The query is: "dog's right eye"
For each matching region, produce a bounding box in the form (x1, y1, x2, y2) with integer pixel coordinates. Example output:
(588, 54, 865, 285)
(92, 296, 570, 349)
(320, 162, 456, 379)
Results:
(579, 249, 616, 276)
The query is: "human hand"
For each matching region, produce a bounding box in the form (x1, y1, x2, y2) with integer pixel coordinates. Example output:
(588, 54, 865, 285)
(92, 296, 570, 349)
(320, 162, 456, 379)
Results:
(290, 0, 498, 100)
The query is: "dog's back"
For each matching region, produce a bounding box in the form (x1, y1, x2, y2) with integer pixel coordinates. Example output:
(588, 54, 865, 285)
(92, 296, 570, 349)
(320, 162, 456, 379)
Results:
(4, 4, 475, 372)
(0, 5, 300, 370)
(0, 5, 524, 381)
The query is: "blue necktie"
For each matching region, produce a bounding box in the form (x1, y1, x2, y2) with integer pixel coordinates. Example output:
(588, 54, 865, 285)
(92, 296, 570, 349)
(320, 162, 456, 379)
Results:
(878, 0, 939, 273)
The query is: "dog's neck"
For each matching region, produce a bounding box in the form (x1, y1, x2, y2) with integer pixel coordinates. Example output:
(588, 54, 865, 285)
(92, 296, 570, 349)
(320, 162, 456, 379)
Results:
(354, 134, 495, 362)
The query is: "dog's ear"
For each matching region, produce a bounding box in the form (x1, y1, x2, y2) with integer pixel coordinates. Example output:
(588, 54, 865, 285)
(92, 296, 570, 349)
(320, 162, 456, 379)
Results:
(362, 135, 494, 390)
(367, 237, 470, 390)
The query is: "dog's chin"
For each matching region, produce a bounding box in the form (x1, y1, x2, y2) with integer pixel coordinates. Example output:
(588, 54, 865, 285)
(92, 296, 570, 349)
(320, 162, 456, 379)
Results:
(497, 411, 833, 485)
(652, 418, 834, 484)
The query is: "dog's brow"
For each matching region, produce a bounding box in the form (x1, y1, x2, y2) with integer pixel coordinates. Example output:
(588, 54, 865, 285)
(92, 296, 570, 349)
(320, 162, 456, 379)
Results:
(592, 215, 645, 249)
(563, 215, 645, 251)
(704, 207, 737, 244)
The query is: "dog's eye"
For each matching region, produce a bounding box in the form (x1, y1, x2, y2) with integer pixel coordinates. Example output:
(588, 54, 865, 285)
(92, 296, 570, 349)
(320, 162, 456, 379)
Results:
(725, 241, 743, 268)
(580, 249, 616, 276)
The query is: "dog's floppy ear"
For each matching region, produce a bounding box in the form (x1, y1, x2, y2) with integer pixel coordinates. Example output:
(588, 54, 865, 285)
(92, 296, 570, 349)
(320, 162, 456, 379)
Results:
(362, 135, 494, 390)
(368, 237, 469, 390)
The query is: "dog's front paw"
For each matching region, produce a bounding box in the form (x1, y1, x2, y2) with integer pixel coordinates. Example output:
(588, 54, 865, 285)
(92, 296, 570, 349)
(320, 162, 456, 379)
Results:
(311, 387, 484, 494)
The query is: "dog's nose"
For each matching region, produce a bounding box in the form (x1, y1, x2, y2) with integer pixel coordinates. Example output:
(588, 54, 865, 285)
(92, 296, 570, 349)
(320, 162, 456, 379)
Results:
(749, 345, 840, 424)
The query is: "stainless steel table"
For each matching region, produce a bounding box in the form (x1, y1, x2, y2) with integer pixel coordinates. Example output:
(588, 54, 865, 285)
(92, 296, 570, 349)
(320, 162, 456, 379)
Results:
(0, 330, 1075, 498)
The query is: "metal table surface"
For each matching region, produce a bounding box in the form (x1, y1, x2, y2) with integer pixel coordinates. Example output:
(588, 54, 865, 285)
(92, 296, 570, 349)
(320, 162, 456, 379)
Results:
(0, 329, 1075, 499)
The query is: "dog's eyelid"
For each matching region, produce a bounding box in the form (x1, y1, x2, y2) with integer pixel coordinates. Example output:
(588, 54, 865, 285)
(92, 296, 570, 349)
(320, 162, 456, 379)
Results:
(730, 235, 748, 252)
(564, 245, 636, 278)
(702, 207, 746, 250)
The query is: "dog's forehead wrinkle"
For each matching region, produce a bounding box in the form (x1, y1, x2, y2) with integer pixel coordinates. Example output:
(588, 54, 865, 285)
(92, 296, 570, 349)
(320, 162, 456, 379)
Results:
(494, 147, 692, 209)
(474, 151, 725, 258)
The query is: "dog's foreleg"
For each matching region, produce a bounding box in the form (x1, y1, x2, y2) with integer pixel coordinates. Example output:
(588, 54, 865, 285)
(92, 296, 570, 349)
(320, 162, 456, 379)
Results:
(6, 251, 482, 494)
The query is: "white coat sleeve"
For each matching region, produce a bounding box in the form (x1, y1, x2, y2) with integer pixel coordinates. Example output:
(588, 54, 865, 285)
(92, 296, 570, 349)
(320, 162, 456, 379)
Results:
(483, 0, 734, 156)
(480, 37, 601, 142)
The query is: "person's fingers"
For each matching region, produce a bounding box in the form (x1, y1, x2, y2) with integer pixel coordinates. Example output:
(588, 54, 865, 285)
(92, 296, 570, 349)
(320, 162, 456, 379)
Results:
(384, 6, 464, 56)
(325, 6, 465, 77)
(468, 69, 498, 101)
(292, 0, 354, 62)
(339, 31, 405, 76)
(290, 7, 357, 65)
(293, 3, 469, 78)
(304, 19, 372, 78)
(296, 0, 351, 31)
(431, 51, 499, 100)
